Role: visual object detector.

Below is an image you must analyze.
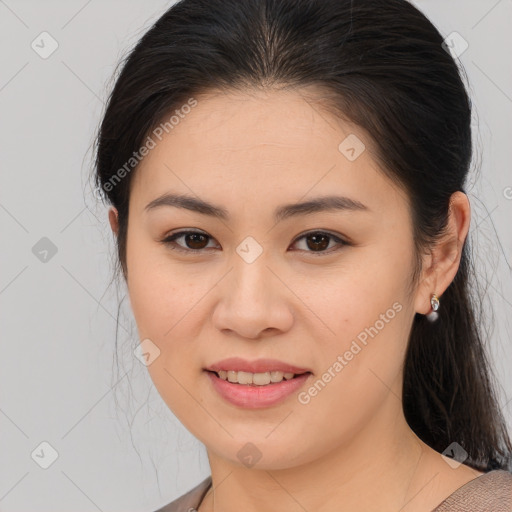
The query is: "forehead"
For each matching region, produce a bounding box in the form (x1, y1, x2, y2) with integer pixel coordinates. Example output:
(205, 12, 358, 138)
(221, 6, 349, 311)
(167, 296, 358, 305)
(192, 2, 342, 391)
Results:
(131, 87, 409, 219)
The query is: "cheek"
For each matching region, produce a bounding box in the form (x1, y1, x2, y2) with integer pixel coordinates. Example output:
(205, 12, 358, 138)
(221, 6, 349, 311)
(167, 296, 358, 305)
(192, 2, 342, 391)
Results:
(125, 236, 218, 381)
(127, 267, 207, 364)
(125, 251, 209, 425)
(289, 283, 410, 449)
(293, 245, 413, 398)
(126, 229, 192, 339)
(126, 267, 172, 341)
(292, 247, 410, 340)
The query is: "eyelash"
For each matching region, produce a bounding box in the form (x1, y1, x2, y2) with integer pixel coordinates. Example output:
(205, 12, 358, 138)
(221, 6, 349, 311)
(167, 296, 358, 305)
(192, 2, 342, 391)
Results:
(160, 229, 350, 256)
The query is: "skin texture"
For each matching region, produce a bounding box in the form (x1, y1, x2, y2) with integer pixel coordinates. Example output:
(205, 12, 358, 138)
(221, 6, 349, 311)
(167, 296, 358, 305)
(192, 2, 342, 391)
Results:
(108, 87, 482, 511)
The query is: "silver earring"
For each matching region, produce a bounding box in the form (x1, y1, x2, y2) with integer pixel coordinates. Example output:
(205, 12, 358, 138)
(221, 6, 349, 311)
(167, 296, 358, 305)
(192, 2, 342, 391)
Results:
(426, 293, 440, 322)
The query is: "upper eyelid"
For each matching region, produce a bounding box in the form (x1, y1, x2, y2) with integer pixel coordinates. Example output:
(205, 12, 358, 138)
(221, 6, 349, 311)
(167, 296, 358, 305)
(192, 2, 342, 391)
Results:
(163, 229, 349, 250)
(163, 228, 345, 241)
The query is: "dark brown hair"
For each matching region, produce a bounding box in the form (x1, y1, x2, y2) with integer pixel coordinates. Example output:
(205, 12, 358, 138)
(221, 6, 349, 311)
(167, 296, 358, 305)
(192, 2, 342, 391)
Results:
(93, 0, 512, 471)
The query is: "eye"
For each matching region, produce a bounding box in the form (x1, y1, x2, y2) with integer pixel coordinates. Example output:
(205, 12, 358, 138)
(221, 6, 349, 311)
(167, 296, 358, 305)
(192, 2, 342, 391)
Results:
(161, 230, 218, 253)
(160, 229, 350, 255)
(290, 230, 349, 255)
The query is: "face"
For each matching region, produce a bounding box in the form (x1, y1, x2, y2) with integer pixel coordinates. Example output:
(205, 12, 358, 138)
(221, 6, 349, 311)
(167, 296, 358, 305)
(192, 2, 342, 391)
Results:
(117, 87, 422, 470)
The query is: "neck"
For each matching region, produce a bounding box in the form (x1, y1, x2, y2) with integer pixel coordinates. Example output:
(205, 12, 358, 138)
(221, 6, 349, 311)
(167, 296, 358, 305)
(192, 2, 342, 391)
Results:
(198, 395, 449, 512)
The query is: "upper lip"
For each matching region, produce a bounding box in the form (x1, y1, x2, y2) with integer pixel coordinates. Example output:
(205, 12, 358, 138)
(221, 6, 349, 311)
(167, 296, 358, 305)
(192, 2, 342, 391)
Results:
(205, 357, 312, 374)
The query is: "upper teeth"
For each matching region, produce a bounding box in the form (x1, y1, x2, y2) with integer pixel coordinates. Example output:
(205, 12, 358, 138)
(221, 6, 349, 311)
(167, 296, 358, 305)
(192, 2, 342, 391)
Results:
(216, 370, 297, 385)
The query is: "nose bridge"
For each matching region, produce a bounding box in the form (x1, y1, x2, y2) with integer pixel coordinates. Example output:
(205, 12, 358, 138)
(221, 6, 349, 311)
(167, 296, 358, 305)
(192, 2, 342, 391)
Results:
(229, 239, 273, 305)
(210, 235, 293, 338)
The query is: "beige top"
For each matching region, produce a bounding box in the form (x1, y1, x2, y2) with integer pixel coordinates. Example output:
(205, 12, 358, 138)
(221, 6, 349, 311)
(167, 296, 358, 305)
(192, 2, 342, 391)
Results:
(154, 469, 512, 511)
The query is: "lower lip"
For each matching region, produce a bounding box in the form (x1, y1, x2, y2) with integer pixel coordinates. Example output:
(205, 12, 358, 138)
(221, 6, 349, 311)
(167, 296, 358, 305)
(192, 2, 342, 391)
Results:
(205, 370, 312, 409)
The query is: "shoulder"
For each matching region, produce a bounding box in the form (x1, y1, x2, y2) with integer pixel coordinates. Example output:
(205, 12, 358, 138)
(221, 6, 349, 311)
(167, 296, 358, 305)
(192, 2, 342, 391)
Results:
(433, 469, 512, 511)
(153, 476, 212, 512)
(150, 471, 512, 511)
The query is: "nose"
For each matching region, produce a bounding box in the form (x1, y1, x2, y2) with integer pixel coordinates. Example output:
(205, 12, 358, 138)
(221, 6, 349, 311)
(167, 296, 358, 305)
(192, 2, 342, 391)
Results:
(211, 255, 294, 339)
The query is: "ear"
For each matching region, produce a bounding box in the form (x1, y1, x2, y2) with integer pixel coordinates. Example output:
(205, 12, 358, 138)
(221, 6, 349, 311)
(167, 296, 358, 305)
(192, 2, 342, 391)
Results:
(108, 206, 119, 237)
(414, 191, 471, 315)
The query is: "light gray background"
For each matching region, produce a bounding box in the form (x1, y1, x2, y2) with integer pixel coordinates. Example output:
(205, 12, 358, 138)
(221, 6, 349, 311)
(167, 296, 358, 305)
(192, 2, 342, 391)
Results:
(1, 1, 511, 511)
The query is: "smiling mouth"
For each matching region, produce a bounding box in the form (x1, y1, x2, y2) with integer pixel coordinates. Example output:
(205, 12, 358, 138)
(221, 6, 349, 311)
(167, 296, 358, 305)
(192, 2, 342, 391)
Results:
(206, 369, 311, 386)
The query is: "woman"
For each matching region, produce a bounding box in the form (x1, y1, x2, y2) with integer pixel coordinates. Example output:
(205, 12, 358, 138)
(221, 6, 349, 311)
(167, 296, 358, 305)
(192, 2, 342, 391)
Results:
(93, 0, 512, 510)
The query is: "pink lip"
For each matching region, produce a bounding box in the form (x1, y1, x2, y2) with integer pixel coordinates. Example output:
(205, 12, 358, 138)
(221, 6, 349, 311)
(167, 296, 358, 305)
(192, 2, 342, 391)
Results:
(205, 370, 311, 409)
(205, 357, 311, 374)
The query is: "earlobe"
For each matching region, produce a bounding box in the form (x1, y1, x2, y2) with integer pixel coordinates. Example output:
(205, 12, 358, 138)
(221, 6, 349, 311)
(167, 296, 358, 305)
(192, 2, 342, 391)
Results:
(108, 206, 119, 236)
(413, 252, 438, 315)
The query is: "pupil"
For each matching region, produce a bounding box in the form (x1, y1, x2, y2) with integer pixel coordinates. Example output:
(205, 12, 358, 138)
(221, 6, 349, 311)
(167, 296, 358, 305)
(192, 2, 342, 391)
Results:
(187, 233, 207, 249)
(307, 234, 329, 251)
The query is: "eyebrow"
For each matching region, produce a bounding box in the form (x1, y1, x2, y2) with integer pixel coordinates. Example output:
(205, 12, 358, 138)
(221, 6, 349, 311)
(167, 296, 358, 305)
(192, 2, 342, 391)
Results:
(144, 192, 370, 222)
